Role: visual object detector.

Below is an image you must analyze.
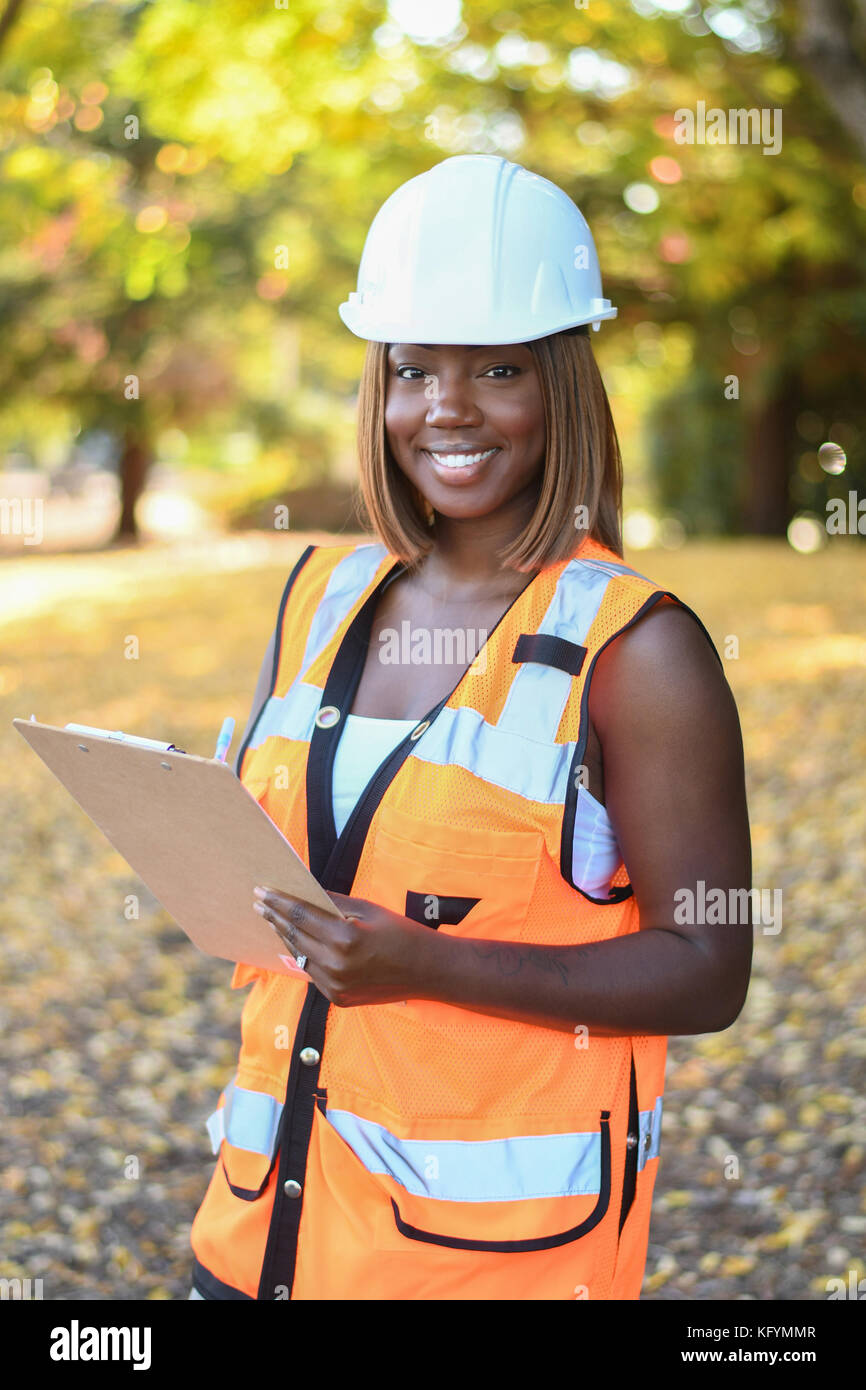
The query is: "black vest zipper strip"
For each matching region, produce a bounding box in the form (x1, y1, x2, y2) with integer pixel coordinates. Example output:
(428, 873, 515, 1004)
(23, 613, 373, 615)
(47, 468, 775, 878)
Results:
(256, 984, 328, 1300)
(305, 561, 405, 880)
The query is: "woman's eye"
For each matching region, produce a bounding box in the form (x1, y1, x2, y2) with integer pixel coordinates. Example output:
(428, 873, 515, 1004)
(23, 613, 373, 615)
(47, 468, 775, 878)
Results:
(394, 364, 519, 380)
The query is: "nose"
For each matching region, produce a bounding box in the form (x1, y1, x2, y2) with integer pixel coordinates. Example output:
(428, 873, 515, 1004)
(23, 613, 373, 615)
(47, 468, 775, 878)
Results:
(423, 370, 485, 428)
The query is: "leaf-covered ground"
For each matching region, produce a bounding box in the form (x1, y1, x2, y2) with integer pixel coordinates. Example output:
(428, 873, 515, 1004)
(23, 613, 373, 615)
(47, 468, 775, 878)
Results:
(1, 533, 864, 1300)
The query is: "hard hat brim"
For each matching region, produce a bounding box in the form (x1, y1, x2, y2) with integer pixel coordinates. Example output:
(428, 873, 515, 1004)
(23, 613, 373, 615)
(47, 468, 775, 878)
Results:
(338, 303, 618, 344)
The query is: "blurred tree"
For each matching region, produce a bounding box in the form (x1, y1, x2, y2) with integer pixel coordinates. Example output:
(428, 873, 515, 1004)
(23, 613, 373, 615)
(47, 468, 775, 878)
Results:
(0, 0, 864, 540)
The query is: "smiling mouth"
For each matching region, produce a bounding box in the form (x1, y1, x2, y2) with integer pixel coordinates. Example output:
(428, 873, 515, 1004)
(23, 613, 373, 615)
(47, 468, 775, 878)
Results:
(423, 447, 500, 471)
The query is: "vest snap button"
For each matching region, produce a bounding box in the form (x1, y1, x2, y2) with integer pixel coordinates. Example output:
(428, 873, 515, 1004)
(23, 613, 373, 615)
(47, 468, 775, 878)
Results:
(315, 705, 340, 729)
(299, 1047, 320, 1066)
(626, 1133, 638, 1150)
(283, 1179, 302, 1198)
(409, 720, 430, 741)
(642, 1132, 652, 1150)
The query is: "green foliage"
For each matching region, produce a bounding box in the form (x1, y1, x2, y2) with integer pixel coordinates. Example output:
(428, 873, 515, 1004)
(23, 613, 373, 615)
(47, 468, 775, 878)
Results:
(0, 0, 864, 532)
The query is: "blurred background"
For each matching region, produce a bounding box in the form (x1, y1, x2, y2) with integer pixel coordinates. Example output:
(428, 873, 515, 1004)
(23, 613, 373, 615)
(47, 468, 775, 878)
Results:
(1, 0, 864, 1302)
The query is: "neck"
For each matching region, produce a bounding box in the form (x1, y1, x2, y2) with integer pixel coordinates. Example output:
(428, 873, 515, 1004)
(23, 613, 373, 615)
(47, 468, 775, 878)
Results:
(414, 493, 540, 596)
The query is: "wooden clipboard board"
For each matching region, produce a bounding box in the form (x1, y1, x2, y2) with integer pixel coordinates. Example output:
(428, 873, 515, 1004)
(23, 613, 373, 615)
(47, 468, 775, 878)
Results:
(13, 718, 346, 979)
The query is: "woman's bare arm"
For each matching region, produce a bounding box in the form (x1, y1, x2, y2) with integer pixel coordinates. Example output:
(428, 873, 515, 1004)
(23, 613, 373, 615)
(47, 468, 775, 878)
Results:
(421, 601, 753, 1036)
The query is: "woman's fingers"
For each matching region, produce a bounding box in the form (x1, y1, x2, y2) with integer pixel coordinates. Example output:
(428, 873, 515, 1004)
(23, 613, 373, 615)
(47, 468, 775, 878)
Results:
(254, 888, 336, 943)
(255, 897, 311, 949)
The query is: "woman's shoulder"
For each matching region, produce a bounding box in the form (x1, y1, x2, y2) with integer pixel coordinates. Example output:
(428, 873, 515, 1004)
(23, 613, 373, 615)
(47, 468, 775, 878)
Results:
(589, 596, 733, 746)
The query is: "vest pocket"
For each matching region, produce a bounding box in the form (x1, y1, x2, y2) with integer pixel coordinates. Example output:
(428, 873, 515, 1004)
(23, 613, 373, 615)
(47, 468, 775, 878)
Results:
(365, 804, 545, 944)
(317, 1100, 612, 1254)
(206, 1075, 283, 1202)
(386, 1111, 612, 1252)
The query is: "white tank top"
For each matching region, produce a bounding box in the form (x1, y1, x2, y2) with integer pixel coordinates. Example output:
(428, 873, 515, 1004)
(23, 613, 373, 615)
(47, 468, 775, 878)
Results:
(332, 713, 418, 838)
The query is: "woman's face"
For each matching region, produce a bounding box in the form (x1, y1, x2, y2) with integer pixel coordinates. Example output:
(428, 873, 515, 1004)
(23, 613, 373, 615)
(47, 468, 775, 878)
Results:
(384, 343, 546, 520)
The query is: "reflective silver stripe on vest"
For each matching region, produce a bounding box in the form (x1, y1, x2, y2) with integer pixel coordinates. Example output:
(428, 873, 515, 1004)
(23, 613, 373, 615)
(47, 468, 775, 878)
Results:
(203, 1084, 660, 1189)
(496, 561, 616, 739)
(247, 681, 323, 750)
(299, 542, 388, 679)
(637, 1097, 663, 1172)
(206, 1079, 283, 1158)
(411, 703, 576, 803)
(325, 1107, 604, 1202)
(411, 558, 645, 799)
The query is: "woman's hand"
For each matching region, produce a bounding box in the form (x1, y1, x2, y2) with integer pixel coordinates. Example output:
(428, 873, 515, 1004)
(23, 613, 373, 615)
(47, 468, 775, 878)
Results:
(252, 885, 438, 1007)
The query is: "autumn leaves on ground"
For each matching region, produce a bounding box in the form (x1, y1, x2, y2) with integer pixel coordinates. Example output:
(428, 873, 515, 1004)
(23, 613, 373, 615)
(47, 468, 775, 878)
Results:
(1, 532, 864, 1300)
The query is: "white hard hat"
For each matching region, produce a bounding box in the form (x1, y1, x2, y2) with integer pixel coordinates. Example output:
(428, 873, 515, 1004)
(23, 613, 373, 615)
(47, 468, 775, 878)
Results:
(339, 154, 617, 345)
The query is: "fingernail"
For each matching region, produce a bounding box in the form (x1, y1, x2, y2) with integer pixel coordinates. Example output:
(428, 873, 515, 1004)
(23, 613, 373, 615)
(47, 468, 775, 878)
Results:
(253, 902, 266, 915)
(253, 886, 267, 899)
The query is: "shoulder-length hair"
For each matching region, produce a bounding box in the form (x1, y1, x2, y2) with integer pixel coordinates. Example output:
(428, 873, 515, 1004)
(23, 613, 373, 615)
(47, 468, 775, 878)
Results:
(352, 327, 624, 573)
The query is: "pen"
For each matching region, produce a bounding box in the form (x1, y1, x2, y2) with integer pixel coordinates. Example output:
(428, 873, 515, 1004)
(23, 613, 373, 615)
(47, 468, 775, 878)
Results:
(214, 717, 235, 763)
(63, 723, 186, 753)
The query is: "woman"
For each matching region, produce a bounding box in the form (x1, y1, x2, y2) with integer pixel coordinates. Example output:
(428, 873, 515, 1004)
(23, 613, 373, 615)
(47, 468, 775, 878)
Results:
(188, 155, 752, 1300)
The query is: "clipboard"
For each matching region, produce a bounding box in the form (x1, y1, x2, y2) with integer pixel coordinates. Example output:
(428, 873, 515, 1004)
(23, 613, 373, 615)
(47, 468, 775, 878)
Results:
(13, 718, 347, 980)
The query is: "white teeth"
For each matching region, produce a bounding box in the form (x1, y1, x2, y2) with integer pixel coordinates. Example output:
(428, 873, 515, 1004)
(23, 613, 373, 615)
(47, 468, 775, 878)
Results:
(429, 449, 497, 469)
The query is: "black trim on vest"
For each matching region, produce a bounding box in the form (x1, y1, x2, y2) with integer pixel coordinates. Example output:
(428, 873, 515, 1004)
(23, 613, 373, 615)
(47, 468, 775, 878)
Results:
(512, 631, 587, 678)
(389, 1111, 611, 1253)
(405, 891, 481, 928)
(560, 590, 723, 902)
(192, 1256, 254, 1301)
(256, 984, 329, 1300)
(235, 543, 317, 784)
(306, 562, 406, 881)
(618, 1051, 639, 1236)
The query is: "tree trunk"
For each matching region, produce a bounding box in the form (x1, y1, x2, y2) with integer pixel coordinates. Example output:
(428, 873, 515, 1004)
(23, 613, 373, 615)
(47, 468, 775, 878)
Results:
(739, 371, 799, 535)
(796, 0, 866, 164)
(113, 427, 151, 542)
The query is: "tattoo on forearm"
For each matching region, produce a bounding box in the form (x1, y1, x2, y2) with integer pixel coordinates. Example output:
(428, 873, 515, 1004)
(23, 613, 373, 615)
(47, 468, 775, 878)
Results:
(471, 943, 570, 986)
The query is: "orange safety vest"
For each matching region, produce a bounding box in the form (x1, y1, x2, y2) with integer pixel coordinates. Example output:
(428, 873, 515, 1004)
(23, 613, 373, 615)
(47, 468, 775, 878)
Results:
(189, 535, 720, 1300)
